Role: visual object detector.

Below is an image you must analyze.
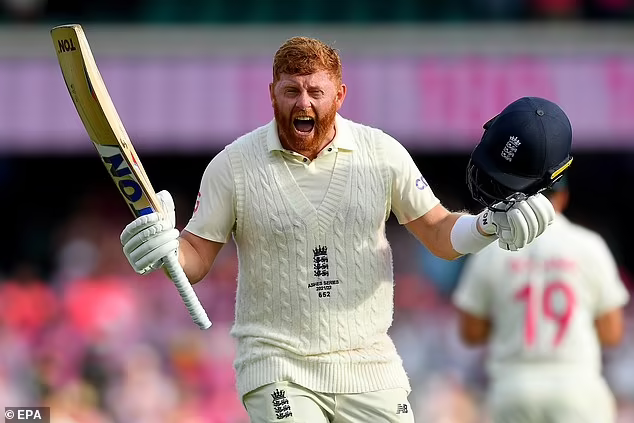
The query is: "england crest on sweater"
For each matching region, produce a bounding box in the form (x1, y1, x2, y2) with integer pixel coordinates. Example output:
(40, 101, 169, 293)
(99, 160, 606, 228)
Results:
(308, 245, 340, 299)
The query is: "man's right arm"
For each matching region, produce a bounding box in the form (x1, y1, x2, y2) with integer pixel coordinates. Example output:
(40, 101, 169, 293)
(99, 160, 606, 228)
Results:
(121, 148, 237, 282)
(179, 148, 237, 284)
(178, 231, 225, 284)
(452, 251, 493, 346)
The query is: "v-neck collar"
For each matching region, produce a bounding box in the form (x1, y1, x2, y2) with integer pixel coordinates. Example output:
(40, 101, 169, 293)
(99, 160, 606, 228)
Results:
(266, 117, 354, 233)
(271, 147, 351, 234)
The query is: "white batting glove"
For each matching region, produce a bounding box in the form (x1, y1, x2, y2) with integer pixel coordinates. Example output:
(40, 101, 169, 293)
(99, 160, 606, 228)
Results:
(477, 193, 556, 251)
(120, 190, 180, 275)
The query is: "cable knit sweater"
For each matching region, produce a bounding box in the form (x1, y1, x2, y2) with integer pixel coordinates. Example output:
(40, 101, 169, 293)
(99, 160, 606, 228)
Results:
(225, 120, 410, 398)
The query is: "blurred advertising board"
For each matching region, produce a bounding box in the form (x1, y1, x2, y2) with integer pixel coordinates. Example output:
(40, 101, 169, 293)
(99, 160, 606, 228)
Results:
(1, 29, 633, 152)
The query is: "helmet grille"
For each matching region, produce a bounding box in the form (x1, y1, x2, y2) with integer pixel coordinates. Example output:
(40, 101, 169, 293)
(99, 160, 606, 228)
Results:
(466, 160, 523, 211)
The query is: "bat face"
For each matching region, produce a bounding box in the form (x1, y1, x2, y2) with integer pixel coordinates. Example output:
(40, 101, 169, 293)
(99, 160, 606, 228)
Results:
(51, 24, 211, 329)
(94, 144, 154, 217)
(51, 24, 161, 217)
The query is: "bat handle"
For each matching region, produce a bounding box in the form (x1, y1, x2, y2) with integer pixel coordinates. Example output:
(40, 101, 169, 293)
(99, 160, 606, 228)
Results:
(162, 253, 212, 330)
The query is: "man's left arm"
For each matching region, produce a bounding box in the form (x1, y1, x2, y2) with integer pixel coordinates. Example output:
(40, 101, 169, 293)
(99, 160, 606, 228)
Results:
(381, 133, 495, 260)
(382, 132, 555, 259)
(589, 236, 631, 346)
(404, 205, 487, 261)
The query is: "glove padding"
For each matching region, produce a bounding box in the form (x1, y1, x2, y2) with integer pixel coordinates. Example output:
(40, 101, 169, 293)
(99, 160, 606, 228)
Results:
(477, 193, 555, 251)
(120, 190, 179, 274)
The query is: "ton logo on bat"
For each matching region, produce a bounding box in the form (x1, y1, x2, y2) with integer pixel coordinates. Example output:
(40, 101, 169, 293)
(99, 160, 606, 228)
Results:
(58, 39, 77, 53)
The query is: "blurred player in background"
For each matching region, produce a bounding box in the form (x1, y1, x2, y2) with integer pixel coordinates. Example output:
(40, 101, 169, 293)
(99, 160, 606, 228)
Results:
(453, 176, 630, 423)
(119, 37, 559, 422)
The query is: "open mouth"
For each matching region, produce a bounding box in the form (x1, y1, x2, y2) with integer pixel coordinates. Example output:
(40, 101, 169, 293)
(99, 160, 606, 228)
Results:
(293, 116, 315, 133)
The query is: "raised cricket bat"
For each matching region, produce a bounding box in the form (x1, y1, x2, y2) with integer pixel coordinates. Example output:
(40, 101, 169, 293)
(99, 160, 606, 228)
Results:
(51, 24, 212, 330)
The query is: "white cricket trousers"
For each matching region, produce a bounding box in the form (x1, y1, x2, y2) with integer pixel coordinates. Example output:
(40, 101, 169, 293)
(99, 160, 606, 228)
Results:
(243, 381, 415, 423)
(488, 376, 617, 423)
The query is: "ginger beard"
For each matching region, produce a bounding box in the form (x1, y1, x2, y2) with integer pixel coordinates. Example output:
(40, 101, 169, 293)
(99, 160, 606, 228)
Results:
(273, 96, 337, 153)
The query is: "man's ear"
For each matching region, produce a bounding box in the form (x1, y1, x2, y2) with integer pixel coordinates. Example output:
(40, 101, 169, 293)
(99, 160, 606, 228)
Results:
(336, 83, 347, 110)
(269, 82, 275, 104)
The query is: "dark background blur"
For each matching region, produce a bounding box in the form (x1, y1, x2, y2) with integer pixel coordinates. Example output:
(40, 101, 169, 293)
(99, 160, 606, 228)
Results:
(1, 1, 634, 422)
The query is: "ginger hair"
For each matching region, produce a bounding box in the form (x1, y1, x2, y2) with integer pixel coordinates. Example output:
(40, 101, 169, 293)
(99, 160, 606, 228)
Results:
(272, 36, 342, 84)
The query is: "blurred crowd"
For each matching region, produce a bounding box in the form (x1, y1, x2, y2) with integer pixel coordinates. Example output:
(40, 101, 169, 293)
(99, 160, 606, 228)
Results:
(0, 0, 633, 23)
(0, 193, 633, 423)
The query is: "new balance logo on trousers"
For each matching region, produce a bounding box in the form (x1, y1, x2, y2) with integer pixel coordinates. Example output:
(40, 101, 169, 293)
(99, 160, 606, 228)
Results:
(396, 404, 409, 414)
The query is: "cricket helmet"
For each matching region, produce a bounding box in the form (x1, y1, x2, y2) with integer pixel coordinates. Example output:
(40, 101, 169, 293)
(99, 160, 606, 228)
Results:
(467, 97, 573, 210)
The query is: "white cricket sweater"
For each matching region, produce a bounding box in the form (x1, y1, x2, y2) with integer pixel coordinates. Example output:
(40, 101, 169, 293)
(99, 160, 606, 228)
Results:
(225, 120, 411, 398)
